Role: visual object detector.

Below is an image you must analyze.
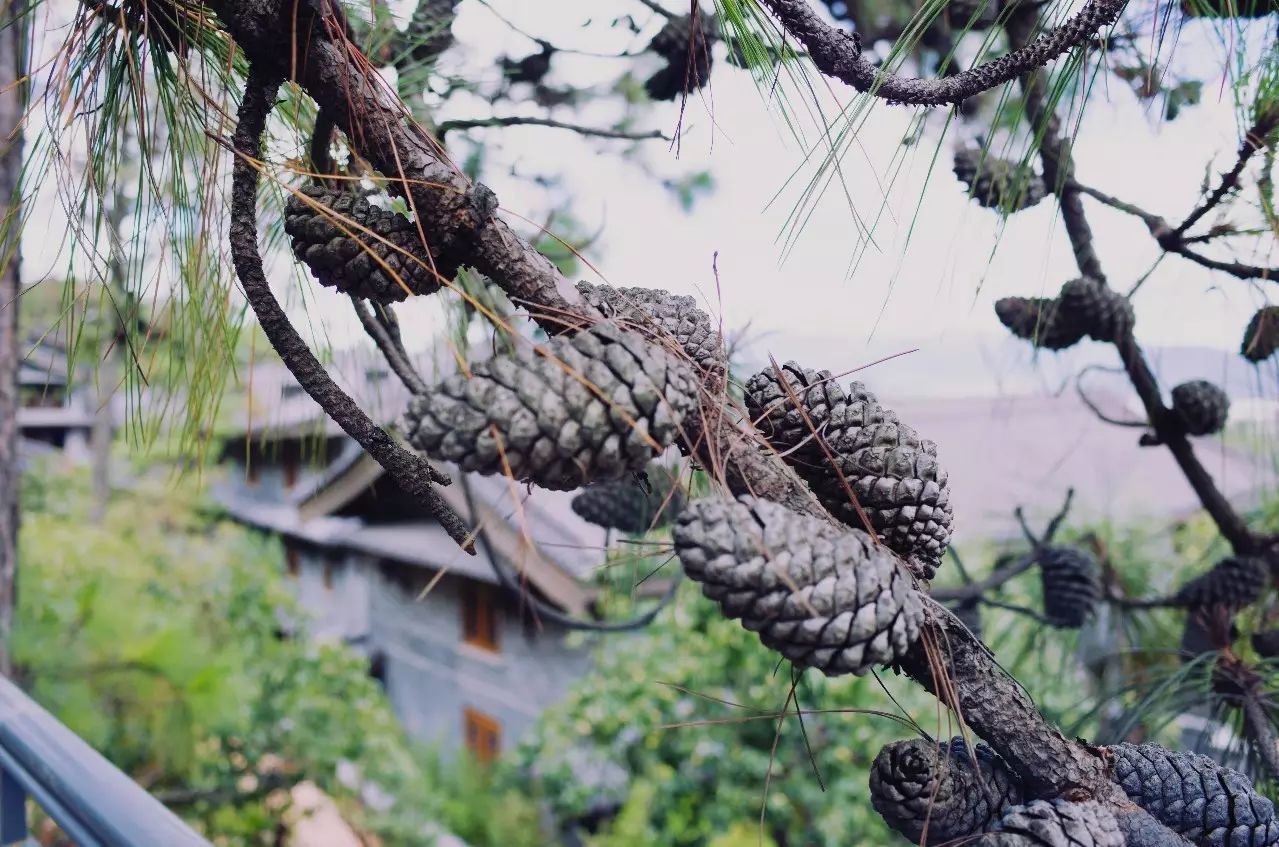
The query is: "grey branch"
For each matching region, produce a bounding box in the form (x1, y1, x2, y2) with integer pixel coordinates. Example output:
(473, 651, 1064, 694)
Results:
(759, 0, 1127, 107)
(435, 115, 670, 142)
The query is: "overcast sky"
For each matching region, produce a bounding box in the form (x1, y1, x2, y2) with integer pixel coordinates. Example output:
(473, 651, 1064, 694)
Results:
(21, 0, 1279, 399)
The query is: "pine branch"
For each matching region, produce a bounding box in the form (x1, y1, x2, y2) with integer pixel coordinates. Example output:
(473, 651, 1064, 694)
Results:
(758, 0, 1127, 107)
(435, 115, 670, 141)
(227, 64, 473, 551)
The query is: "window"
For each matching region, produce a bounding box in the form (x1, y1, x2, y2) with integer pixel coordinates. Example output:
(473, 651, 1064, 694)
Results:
(285, 546, 300, 578)
(461, 582, 499, 652)
(245, 460, 259, 488)
(284, 458, 299, 491)
(463, 708, 501, 764)
(323, 561, 336, 590)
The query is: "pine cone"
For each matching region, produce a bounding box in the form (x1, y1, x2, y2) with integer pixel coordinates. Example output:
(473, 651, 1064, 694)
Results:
(1038, 546, 1100, 628)
(644, 13, 715, 101)
(947, 0, 1001, 28)
(1109, 742, 1279, 847)
(1057, 277, 1133, 343)
(576, 281, 725, 379)
(744, 364, 952, 580)
(953, 147, 1047, 212)
(284, 184, 441, 303)
(1253, 628, 1279, 659)
(1242, 306, 1279, 362)
(870, 737, 1023, 844)
(404, 322, 698, 490)
(995, 297, 1086, 350)
(672, 496, 924, 676)
(1170, 380, 1230, 436)
(974, 800, 1124, 847)
(744, 362, 895, 455)
(570, 468, 685, 533)
(1172, 556, 1267, 610)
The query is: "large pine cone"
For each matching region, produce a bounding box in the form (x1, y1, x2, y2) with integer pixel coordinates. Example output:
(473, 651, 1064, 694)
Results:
(570, 468, 685, 533)
(576, 281, 725, 379)
(870, 736, 1023, 844)
(1057, 277, 1133, 343)
(744, 364, 952, 580)
(744, 362, 895, 453)
(995, 296, 1086, 350)
(1038, 546, 1100, 628)
(1242, 307, 1279, 362)
(404, 322, 697, 490)
(953, 147, 1046, 212)
(974, 800, 1124, 847)
(1109, 742, 1279, 847)
(672, 496, 923, 676)
(1172, 555, 1268, 611)
(284, 184, 441, 303)
(644, 13, 715, 101)
(1170, 380, 1230, 436)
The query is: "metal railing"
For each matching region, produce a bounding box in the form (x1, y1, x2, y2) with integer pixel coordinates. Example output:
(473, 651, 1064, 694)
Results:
(0, 674, 211, 847)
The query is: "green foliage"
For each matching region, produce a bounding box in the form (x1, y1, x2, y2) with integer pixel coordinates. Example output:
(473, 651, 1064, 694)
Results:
(14, 463, 547, 846)
(521, 575, 930, 847)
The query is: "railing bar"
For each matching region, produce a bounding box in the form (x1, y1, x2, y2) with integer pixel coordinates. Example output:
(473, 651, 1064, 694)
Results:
(0, 765, 25, 847)
(0, 748, 104, 847)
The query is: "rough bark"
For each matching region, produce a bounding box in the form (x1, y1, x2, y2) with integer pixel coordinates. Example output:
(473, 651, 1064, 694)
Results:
(0, 0, 23, 677)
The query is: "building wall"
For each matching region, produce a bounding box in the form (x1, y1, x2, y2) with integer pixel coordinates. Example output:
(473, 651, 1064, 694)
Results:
(286, 545, 371, 645)
(365, 561, 593, 756)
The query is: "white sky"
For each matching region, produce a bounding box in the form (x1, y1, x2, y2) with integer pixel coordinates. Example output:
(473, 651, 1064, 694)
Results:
(18, 0, 1279, 399)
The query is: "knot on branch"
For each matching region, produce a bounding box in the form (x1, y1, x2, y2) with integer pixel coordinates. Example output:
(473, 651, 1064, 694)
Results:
(403, 321, 698, 491)
(744, 362, 953, 580)
(1109, 742, 1279, 846)
(870, 736, 1023, 844)
(672, 495, 924, 676)
(284, 184, 443, 303)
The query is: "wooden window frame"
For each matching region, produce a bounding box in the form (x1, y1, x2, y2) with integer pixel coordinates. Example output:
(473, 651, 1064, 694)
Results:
(283, 457, 299, 491)
(463, 707, 501, 764)
(323, 560, 336, 590)
(285, 545, 300, 579)
(461, 581, 499, 653)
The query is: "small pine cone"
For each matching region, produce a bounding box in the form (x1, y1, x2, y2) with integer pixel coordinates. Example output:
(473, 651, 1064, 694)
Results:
(1242, 306, 1279, 362)
(974, 800, 1124, 847)
(1109, 742, 1279, 847)
(1253, 628, 1279, 659)
(995, 297, 1086, 350)
(576, 281, 725, 379)
(284, 184, 440, 303)
(644, 13, 715, 101)
(404, 323, 698, 491)
(953, 147, 1047, 212)
(744, 364, 951, 579)
(570, 469, 685, 533)
(1038, 546, 1100, 628)
(870, 737, 1023, 844)
(1057, 277, 1133, 343)
(1170, 380, 1230, 436)
(947, 0, 1001, 28)
(672, 496, 923, 676)
(1172, 555, 1267, 611)
(743, 362, 894, 454)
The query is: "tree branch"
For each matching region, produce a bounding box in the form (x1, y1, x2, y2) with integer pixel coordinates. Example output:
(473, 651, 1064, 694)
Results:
(1008, 5, 1258, 555)
(1175, 112, 1279, 238)
(350, 296, 429, 395)
(435, 115, 669, 142)
(758, 0, 1127, 107)
(228, 63, 473, 551)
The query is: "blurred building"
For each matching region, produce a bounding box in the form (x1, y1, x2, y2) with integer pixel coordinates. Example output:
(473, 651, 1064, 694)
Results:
(17, 332, 97, 462)
(215, 352, 612, 760)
